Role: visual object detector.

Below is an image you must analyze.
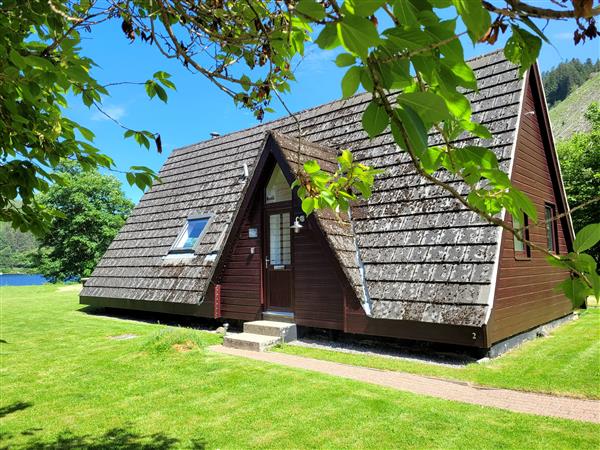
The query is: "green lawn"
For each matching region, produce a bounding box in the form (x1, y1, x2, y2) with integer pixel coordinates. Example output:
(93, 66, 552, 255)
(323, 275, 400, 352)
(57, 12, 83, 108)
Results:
(276, 309, 600, 400)
(1, 285, 599, 449)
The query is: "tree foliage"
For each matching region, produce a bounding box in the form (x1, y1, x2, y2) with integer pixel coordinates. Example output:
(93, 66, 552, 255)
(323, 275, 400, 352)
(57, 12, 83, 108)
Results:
(2, 0, 600, 303)
(35, 163, 134, 281)
(556, 103, 600, 261)
(0, 219, 37, 273)
(1, 0, 172, 235)
(543, 58, 600, 107)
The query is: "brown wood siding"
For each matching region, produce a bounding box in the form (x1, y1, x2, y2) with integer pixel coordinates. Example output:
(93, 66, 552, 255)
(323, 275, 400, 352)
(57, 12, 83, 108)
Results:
(486, 70, 572, 345)
(293, 220, 345, 330)
(218, 202, 263, 321)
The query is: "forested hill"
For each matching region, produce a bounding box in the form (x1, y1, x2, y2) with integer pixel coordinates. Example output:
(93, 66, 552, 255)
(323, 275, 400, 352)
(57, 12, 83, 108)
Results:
(549, 74, 600, 141)
(543, 58, 600, 108)
(0, 221, 38, 273)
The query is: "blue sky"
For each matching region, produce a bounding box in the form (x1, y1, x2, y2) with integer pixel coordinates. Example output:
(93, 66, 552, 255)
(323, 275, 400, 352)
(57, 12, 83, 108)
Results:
(69, 6, 600, 202)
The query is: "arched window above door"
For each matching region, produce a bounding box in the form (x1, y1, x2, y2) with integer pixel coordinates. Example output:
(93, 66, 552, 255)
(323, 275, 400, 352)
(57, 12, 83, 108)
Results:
(265, 164, 291, 204)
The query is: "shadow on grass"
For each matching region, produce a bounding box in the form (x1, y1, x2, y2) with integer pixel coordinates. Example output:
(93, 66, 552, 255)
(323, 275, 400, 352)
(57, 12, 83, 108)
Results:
(0, 401, 33, 418)
(5, 428, 207, 449)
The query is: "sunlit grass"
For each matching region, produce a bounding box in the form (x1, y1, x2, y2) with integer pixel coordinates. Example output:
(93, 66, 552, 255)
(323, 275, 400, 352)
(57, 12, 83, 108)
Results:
(1, 285, 598, 449)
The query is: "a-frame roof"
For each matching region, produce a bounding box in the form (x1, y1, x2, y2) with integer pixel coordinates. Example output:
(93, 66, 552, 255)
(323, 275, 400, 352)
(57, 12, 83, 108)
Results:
(82, 50, 545, 327)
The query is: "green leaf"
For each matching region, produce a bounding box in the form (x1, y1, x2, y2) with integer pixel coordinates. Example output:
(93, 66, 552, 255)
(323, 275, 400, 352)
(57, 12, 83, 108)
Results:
(314, 24, 340, 50)
(557, 277, 590, 308)
(452, 0, 491, 43)
(336, 53, 356, 67)
(154, 84, 168, 102)
(296, 0, 326, 20)
(393, 105, 428, 155)
(337, 15, 380, 59)
(590, 272, 600, 301)
(25, 55, 55, 71)
(341, 66, 361, 98)
(574, 223, 600, 253)
(9, 49, 27, 69)
(145, 80, 156, 99)
(393, 0, 418, 28)
(301, 197, 315, 215)
(396, 92, 451, 124)
(504, 25, 542, 77)
(304, 160, 321, 174)
(362, 101, 389, 138)
(337, 149, 353, 169)
(508, 187, 538, 223)
(347, 0, 385, 16)
(78, 126, 95, 141)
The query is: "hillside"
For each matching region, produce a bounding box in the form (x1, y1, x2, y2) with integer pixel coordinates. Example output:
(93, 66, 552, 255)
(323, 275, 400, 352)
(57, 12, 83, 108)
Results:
(549, 73, 600, 141)
(0, 222, 38, 273)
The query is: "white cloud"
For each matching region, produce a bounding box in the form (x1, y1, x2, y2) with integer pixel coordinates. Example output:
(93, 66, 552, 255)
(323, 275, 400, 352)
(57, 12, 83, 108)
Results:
(294, 45, 340, 75)
(553, 32, 573, 41)
(91, 104, 126, 121)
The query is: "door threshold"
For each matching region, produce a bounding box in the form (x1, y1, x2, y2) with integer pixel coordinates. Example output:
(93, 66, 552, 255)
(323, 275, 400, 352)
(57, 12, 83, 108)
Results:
(262, 310, 295, 323)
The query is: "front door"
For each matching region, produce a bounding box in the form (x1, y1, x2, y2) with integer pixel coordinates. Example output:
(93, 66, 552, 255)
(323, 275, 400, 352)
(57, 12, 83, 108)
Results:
(265, 208, 293, 311)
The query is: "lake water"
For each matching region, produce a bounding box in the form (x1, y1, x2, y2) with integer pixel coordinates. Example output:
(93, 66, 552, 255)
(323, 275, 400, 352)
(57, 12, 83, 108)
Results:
(0, 274, 48, 286)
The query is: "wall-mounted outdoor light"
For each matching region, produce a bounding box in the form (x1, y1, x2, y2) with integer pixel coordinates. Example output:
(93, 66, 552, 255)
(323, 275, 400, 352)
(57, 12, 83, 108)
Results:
(290, 215, 305, 234)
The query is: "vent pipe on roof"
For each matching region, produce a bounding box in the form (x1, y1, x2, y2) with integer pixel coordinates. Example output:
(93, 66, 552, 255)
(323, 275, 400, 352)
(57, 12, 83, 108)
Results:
(210, 132, 221, 138)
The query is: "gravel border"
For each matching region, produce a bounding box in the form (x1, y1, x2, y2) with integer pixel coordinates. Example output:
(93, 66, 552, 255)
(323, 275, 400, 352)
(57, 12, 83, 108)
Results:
(286, 337, 476, 368)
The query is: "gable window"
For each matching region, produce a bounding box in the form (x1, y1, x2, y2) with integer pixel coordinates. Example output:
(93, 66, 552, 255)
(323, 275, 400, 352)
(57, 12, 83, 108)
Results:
(170, 215, 211, 254)
(265, 165, 291, 204)
(513, 214, 530, 259)
(545, 204, 559, 254)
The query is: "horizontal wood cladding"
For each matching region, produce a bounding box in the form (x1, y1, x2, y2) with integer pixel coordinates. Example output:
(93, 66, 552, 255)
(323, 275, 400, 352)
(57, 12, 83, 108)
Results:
(293, 221, 345, 330)
(487, 70, 572, 346)
(218, 204, 263, 322)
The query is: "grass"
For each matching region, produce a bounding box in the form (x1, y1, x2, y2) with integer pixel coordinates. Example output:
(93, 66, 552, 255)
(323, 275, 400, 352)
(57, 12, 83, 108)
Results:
(1, 285, 599, 449)
(275, 309, 600, 399)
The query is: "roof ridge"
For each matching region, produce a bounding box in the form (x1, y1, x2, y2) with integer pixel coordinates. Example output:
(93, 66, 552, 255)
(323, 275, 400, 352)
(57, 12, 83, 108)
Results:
(172, 49, 510, 154)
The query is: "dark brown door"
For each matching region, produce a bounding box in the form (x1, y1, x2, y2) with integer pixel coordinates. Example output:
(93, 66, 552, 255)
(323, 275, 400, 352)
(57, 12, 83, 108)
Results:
(264, 209, 293, 311)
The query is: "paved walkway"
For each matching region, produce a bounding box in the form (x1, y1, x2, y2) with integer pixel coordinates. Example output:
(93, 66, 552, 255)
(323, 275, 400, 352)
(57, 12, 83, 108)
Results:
(211, 345, 600, 424)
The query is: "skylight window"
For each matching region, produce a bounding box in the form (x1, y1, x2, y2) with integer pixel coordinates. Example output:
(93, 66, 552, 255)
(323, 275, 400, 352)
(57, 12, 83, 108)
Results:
(170, 215, 211, 254)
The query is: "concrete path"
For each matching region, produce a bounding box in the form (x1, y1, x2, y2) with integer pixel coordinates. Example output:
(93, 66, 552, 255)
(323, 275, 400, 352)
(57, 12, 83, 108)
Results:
(211, 345, 600, 424)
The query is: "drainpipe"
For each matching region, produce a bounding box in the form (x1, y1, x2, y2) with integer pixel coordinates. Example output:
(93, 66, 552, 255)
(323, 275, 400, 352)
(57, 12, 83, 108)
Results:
(348, 208, 373, 317)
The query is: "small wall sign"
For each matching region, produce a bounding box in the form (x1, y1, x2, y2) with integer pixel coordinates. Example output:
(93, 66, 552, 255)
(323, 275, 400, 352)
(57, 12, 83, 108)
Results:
(248, 227, 258, 239)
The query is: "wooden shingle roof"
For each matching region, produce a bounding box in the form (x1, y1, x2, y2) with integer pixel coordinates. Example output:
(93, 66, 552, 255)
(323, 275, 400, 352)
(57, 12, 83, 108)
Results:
(82, 50, 524, 327)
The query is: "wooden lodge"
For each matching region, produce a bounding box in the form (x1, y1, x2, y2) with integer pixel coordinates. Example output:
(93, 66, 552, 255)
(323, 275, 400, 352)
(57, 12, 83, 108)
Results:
(80, 51, 574, 351)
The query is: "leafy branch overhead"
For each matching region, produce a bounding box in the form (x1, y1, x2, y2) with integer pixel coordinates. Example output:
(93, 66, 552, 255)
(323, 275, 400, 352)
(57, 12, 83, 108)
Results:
(2, 0, 600, 305)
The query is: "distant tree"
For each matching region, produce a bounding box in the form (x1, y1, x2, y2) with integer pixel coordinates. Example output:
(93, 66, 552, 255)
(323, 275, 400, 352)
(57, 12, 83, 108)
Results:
(0, 220, 37, 273)
(543, 58, 600, 106)
(557, 102, 600, 261)
(3, 1, 600, 304)
(35, 163, 134, 281)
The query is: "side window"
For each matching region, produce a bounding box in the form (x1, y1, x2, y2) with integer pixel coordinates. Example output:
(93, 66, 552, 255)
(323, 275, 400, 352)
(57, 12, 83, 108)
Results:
(513, 214, 530, 259)
(545, 204, 558, 254)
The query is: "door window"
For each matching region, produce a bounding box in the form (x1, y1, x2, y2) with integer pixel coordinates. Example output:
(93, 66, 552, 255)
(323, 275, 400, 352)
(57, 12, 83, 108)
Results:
(269, 212, 291, 265)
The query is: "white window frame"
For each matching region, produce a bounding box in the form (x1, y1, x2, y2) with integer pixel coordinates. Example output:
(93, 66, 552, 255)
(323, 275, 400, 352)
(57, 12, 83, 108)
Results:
(169, 213, 213, 254)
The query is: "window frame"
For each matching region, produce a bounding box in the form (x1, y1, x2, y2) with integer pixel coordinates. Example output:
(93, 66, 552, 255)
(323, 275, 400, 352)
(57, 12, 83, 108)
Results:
(545, 203, 559, 254)
(169, 213, 213, 255)
(513, 213, 531, 260)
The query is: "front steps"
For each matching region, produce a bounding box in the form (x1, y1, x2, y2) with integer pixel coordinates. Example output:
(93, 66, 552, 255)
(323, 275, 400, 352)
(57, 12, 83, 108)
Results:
(223, 320, 297, 352)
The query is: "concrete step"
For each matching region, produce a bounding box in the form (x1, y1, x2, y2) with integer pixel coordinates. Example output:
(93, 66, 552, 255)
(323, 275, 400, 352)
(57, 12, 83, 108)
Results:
(223, 333, 280, 352)
(244, 320, 297, 341)
(262, 311, 295, 323)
